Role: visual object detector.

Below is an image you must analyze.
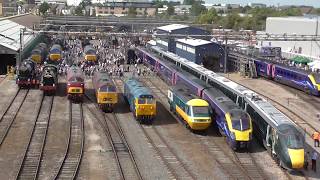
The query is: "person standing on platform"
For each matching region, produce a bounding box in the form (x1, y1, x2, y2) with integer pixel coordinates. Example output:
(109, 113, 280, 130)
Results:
(313, 131, 320, 147)
(312, 151, 318, 172)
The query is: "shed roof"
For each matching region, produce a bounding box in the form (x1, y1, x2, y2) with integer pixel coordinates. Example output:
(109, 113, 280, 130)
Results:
(0, 19, 36, 52)
(157, 24, 189, 33)
(176, 38, 212, 47)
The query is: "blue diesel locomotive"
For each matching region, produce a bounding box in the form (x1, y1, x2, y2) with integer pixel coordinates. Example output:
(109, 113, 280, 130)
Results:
(124, 78, 156, 123)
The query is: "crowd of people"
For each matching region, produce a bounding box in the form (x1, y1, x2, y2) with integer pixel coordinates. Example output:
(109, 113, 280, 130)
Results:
(53, 36, 155, 79)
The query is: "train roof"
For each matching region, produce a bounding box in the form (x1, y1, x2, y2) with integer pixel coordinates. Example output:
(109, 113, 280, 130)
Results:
(254, 58, 312, 76)
(67, 66, 84, 81)
(84, 45, 96, 53)
(125, 78, 153, 98)
(148, 46, 299, 131)
(43, 64, 58, 70)
(50, 44, 62, 50)
(172, 85, 208, 106)
(93, 71, 115, 88)
(203, 88, 240, 113)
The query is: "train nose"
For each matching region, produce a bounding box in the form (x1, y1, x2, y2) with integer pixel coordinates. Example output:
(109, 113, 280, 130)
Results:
(288, 149, 304, 169)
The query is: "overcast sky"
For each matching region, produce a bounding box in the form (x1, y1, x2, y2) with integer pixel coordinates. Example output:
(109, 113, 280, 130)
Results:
(204, 0, 320, 8)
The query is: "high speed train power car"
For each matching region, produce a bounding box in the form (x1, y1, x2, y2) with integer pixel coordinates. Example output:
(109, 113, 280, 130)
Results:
(168, 84, 212, 131)
(124, 78, 156, 123)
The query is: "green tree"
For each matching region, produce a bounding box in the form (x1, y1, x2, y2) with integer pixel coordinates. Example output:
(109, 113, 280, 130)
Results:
(39, 2, 50, 16)
(167, 4, 175, 16)
(79, 0, 92, 9)
(197, 8, 218, 24)
(183, 0, 194, 5)
(190, 1, 206, 16)
(128, 7, 137, 17)
(75, 6, 83, 16)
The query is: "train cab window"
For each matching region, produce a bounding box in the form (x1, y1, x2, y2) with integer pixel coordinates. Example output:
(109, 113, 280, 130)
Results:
(68, 77, 83, 82)
(230, 111, 250, 131)
(191, 106, 209, 117)
(100, 85, 116, 92)
(314, 73, 320, 84)
(138, 98, 155, 104)
(285, 134, 304, 149)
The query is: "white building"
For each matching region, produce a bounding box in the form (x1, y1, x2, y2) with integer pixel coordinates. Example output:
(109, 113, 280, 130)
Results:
(261, 16, 320, 59)
(36, 0, 67, 5)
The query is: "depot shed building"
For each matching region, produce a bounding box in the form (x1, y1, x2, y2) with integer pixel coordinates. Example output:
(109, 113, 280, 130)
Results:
(0, 14, 42, 74)
(175, 38, 224, 71)
(155, 24, 210, 53)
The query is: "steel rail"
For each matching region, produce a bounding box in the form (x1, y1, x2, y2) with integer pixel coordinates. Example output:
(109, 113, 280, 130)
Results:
(85, 94, 142, 180)
(0, 89, 29, 147)
(16, 95, 54, 180)
(53, 102, 84, 180)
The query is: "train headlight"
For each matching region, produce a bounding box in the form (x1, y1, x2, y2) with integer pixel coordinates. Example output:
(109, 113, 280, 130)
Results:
(67, 83, 71, 86)
(53, 83, 55, 87)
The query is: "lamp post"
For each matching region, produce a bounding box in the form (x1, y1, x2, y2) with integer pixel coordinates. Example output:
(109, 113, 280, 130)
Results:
(18, 27, 26, 75)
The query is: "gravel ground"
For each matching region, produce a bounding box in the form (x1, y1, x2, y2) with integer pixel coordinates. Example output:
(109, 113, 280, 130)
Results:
(0, 78, 19, 120)
(0, 89, 42, 179)
(77, 105, 120, 180)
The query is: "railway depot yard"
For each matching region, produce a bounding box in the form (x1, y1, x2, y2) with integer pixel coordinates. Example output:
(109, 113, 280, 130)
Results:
(0, 14, 320, 180)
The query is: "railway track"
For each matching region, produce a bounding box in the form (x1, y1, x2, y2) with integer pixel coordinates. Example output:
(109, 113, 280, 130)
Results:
(143, 76, 268, 179)
(85, 94, 142, 180)
(16, 95, 54, 179)
(54, 102, 84, 180)
(0, 89, 28, 146)
(139, 123, 196, 180)
(115, 77, 196, 179)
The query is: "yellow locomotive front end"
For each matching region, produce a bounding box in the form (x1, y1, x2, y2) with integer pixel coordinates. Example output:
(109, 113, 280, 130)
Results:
(134, 97, 156, 122)
(185, 99, 212, 130)
(31, 54, 42, 64)
(50, 54, 61, 61)
(226, 111, 253, 149)
(85, 55, 97, 62)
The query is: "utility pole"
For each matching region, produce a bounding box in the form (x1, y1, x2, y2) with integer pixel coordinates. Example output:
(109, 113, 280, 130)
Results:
(224, 30, 228, 73)
(18, 28, 25, 75)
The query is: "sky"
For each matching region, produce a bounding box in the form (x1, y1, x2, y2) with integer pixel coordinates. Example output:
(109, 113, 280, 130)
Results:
(203, 0, 320, 8)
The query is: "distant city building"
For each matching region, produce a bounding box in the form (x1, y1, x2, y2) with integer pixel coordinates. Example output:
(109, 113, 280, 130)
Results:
(174, 5, 191, 15)
(36, 0, 67, 5)
(227, 3, 240, 9)
(204, 4, 228, 13)
(156, 24, 210, 53)
(248, 3, 266, 8)
(261, 16, 320, 58)
(94, 1, 156, 17)
(1, 0, 17, 16)
(0, 1, 3, 16)
(157, 5, 167, 14)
